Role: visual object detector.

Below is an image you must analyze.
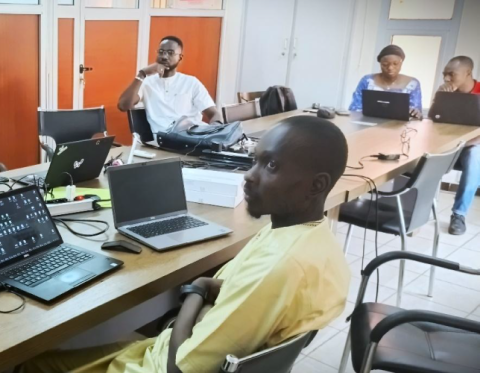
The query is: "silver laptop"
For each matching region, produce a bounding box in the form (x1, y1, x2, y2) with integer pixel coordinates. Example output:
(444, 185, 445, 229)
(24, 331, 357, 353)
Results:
(107, 158, 232, 251)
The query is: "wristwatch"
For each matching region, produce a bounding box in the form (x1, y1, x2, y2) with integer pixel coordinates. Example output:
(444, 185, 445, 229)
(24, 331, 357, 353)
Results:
(136, 70, 146, 82)
(179, 284, 208, 303)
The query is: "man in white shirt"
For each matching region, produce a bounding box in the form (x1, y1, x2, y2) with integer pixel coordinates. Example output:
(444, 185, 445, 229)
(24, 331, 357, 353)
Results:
(118, 36, 223, 133)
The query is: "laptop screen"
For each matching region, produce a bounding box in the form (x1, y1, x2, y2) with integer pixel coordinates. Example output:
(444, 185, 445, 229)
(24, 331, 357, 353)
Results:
(108, 159, 187, 226)
(0, 187, 62, 267)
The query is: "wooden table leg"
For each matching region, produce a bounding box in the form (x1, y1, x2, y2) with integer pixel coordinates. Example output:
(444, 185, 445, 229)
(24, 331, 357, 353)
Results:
(327, 205, 340, 235)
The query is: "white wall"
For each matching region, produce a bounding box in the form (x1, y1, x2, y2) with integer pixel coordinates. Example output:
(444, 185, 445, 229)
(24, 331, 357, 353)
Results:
(454, 0, 480, 80)
(341, 0, 383, 109)
(221, 0, 479, 108)
(217, 0, 245, 105)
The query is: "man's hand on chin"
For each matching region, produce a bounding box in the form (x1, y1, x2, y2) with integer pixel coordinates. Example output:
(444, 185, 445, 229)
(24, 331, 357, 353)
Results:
(438, 83, 457, 92)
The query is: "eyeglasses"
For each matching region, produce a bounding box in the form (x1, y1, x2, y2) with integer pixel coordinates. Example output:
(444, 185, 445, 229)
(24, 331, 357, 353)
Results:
(157, 49, 181, 57)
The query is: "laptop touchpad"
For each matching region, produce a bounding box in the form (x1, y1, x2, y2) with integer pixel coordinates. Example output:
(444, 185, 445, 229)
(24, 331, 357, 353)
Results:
(57, 268, 95, 286)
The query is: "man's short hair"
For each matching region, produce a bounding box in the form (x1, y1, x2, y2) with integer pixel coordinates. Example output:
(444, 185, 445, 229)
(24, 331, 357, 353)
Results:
(449, 56, 474, 70)
(283, 116, 348, 193)
(160, 36, 184, 51)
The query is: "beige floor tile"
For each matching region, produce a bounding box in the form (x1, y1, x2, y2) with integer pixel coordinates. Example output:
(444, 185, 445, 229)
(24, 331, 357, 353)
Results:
(347, 277, 397, 304)
(329, 301, 355, 331)
(348, 256, 421, 289)
(466, 314, 480, 322)
(336, 234, 377, 257)
(377, 241, 458, 274)
(471, 305, 480, 317)
(460, 234, 480, 252)
(383, 293, 469, 318)
(338, 225, 396, 245)
(308, 331, 349, 369)
(302, 326, 341, 355)
(434, 248, 480, 292)
(292, 356, 338, 373)
(404, 275, 480, 314)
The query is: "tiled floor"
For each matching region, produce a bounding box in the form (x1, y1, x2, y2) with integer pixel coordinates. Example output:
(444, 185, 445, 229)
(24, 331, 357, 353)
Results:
(292, 190, 480, 372)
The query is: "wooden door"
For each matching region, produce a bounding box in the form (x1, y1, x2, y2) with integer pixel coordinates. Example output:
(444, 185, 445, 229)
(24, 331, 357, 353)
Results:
(58, 18, 75, 110)
(0, 14, 39, 170)
(149, 17, 222, 100)
(83, 20, 139, 145)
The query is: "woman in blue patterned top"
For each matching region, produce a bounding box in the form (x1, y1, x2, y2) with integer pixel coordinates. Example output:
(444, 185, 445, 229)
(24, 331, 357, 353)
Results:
(349, 45, 423, 119)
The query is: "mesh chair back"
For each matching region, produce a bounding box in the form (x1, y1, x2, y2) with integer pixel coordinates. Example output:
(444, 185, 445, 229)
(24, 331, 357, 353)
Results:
(38, 107, 106, 145)
(219, 331, 312, 373)
(222, 101, 260, 123)
(127, 108, 154, 143)
(403, 142, 465, 232)
(237, 91, 264, 103)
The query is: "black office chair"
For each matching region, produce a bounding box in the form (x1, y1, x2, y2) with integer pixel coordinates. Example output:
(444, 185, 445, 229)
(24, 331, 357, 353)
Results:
(38, 106, 107, 161)
(219, 331, 314, 373)
(127, 107, 154, 144)
(339, 251, 480, 373)
(340, 142, 465, 307)
(222, 100, 261, 123)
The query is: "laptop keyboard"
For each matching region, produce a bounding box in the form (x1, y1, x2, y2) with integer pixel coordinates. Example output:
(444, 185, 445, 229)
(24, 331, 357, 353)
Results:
(128, 216, 207, 238)
(2, 245, 93, 288)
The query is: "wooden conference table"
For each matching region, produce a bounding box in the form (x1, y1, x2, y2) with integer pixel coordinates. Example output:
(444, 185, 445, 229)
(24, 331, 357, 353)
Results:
(1, 111, 480, 371)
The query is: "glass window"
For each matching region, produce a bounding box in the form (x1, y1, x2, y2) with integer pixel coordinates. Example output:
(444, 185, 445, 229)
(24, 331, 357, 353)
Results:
(151, 0, 223, 10)
(58, 0, 74, 4)
(0, 0, 39, 4)
(391, 35, 442, 108)
(85, 0, 139, 8)
(389, 0, 455, 20)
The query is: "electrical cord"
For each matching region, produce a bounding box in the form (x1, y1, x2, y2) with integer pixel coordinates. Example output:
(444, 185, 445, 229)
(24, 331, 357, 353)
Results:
(53, 217, 109, 237)
(342, 173, 381, 303)
(0, 284, 26, 314)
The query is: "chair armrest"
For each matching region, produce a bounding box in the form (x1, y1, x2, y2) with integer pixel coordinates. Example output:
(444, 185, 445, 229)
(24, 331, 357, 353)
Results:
(370, 310, 480, 344)
(39, 142, 54, 162)
(362, 252, 462, 277)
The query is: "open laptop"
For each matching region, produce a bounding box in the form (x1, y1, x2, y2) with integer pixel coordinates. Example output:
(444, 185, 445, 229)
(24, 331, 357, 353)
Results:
(0, 185, 123, 302)
(13, 136, 115, 189)
(108, 158, 232, 251)
(429, 91, 480, 126)
(362, 90, 410, 122)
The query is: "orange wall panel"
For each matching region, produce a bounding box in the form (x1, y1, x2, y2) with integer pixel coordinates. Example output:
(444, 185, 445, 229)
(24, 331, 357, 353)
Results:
(149, 17, 222, 101)
(58, 18, 74, 110)
(0, 15, 39, 169)
(84, 20, 138, 145)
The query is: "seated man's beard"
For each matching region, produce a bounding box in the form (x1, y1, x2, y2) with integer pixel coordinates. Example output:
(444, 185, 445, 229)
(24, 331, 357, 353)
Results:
(247, 205, 262, 219)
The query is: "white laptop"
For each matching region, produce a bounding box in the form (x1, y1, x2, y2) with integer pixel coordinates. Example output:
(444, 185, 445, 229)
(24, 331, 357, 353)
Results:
(107, 158, 232, 251)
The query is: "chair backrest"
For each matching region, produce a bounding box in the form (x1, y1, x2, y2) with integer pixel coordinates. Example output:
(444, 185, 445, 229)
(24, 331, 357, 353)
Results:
(38, 107, 107, 145)
(237, 91, 264, 103)
(0, 162, 7, 172)
(127, 108, 154, 143)
(219, 331, 312, 373)
(403, 141, 465, 232)
(222, 100, 261, 123)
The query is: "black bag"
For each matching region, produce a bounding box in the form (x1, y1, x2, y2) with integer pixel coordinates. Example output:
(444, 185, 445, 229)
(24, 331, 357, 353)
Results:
(156, 117, 244, 155)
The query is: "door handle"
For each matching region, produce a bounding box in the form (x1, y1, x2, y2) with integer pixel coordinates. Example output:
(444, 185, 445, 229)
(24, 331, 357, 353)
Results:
(282, 38, 289, 56)
(79, 64, 93, 74)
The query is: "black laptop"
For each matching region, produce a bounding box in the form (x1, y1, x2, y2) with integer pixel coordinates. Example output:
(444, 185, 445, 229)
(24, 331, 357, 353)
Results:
(0, 185, 123, 302)
(362, 90, 410, 121)
(14, 136, 115, 189)
(429, 91, 480, 126)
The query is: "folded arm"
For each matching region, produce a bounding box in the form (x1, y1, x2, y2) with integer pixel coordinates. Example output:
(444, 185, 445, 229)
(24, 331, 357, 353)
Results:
(167, 278, 223, 373)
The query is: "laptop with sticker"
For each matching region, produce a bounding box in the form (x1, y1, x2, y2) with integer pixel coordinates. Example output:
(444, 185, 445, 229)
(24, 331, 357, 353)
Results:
(13, 136, 115, 189)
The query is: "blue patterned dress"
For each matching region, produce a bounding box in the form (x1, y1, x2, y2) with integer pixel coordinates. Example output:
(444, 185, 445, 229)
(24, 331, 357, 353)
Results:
(349, 74, 422, 112)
